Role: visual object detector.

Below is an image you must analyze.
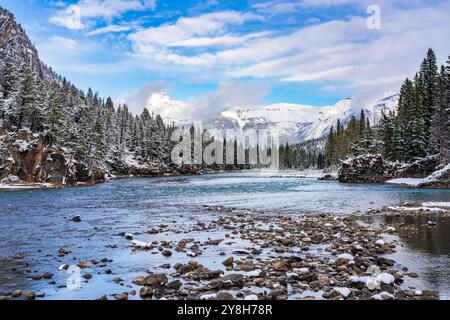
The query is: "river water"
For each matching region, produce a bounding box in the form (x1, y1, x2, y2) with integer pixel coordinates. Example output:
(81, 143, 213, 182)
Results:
(0, 171, 449, 299)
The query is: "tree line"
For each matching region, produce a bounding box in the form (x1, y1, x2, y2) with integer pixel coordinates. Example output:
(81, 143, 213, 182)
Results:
(0, 56, 177, 171)
(324, 49, 449, 167)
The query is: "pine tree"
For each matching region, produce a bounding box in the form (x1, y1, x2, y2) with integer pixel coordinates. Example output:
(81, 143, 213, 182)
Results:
(420, 48, 439, 155)
(16, 66, 36, 130)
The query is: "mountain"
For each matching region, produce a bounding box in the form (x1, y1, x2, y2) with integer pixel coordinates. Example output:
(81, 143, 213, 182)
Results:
(145, 91, 399, 144)
(0, 7, 54, 82)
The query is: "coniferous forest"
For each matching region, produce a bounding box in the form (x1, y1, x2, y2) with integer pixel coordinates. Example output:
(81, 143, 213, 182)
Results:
(323, 49, 450, 168)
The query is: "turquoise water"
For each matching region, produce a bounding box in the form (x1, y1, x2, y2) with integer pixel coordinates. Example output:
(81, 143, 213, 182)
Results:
(0, 171, 449, 299)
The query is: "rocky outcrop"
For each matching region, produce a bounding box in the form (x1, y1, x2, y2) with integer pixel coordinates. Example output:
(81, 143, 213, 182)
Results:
(338, 154, 448, 188)
(0, 129, 105, 187)
(338, 155, 403, 183)
(418, 164, 450, 189)
(396, 155, 440, 178)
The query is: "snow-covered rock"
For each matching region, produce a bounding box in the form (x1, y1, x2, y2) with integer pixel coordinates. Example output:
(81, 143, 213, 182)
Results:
(418, 164, 450, 189)
(334, 287, 351, 298)
(376, 273, 395, 285)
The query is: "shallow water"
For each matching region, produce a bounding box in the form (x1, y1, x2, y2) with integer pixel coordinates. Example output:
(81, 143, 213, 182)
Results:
(0, 171, 449, 299)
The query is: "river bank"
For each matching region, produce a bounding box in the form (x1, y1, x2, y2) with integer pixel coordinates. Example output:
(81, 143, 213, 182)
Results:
(1, 200, 449, 300)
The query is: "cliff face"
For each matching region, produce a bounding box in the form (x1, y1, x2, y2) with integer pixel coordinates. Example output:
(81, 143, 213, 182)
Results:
(0, 7, 54, 82)
(0, 129, 105, 186)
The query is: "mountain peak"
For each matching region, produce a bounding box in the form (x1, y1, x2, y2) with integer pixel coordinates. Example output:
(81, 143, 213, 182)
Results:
(0, 6, 53, 81)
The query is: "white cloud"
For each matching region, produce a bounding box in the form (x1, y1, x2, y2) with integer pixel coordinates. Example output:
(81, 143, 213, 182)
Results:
(119, 81, 269, 121)
(85, 24, 135, 36)
(115, 81, 169, 115)
(129, 11, 264, 65)
(50, 36, 78, 49)
(49, 0, 157, 30)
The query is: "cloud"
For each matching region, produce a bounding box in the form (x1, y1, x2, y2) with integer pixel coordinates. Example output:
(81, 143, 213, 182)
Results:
(190, 81, 270, 121)
(50, 36, 78, 49)
(119, 81, 269, 121)
(115, 81, 169, 115)
(49, 0, 157, 30)
(129, 11, 264, 65)
(85, 24, 135, 36)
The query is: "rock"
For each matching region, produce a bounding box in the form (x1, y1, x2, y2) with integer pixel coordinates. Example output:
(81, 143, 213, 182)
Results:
(335, 253, 354, 265)
(235, 262, 256, 272)
(272, 259, 289, 271)
(77, 261, 90, 269)
(97, 295, 108, 300)
(132, 276, 146, 286)
(318, 174, 337, 181)
(58, 248, 69, 256)
(113, 293, 128, 300)
(124, 233, 133, 240)
(72, 215, 82, 222)
(222, 256, 234, 267)
(167, 280, 182, 290)
(113, 277, 123, 284)
(13, 253, 25, 259)
(11, 290, 22, 298)
(216, 292, 234, 300)
(82, 273, 93, 280)
(23, 291, 36, 300)
(193, 268, 224, 281)
(140, 287, 153, 299)
(161, 250, 172, 257)
(418, 164, 450, 189)
(375, 257, 395, 267)
(338, 155, 403, 183)
(32, 274, 42, 281)
(43, 272, 54, 279)
(148, 228, 159, 234)
(376, 273, 395, 285)
(207, 274, 245, 290)
(143, 274, 168, 287)
(334, 287, 351, 298)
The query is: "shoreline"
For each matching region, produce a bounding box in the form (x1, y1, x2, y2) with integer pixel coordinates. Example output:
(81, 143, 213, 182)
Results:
(1, 203, 449, 301)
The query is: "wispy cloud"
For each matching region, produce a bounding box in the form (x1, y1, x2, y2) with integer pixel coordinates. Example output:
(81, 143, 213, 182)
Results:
(49, 0, 157, 30)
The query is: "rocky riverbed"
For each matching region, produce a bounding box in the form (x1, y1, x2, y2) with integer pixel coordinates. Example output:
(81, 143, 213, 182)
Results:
(2, 203, 449, 301)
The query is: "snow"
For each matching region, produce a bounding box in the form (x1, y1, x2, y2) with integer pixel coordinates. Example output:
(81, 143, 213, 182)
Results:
(423, 202, 450, 208)
(375, 239, 385, 246)
(243, 270, 262, 277)
(376, 273, 395, 285)
(388, 205, 446, 213)
(152, 91, 398, 143)
(334, 287, 351, 298)
(386, 178, 424, 186)
(131, 240, 152, 249)
(200, 293, 217, 300)
(337, 253, 354, 261)
(423, 164, 450, 182)
(372, 291, 394, 300)
(244, 295, 259, 300)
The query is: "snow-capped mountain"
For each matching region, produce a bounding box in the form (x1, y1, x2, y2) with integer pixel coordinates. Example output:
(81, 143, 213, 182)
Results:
(146, 90, 399, 144)
(213, 91, 399, 143)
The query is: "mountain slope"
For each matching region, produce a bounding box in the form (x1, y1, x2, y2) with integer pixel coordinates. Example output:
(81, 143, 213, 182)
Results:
(0, 7, 54, 81)
(145, 91, 399, 144)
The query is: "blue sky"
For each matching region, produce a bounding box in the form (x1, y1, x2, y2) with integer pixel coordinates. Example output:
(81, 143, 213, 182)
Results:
(1, 0, 449, 116)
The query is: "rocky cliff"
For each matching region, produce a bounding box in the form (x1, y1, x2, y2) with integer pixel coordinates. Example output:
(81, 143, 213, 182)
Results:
(338, 154, 447, 188)
(0, 128, 105, 186)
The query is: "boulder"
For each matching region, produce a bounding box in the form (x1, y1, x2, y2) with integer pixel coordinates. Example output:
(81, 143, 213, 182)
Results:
(338, 154, 402, 183)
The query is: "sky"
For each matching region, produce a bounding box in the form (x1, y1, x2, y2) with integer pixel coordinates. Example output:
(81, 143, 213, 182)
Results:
(1, 0, 450, 116)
